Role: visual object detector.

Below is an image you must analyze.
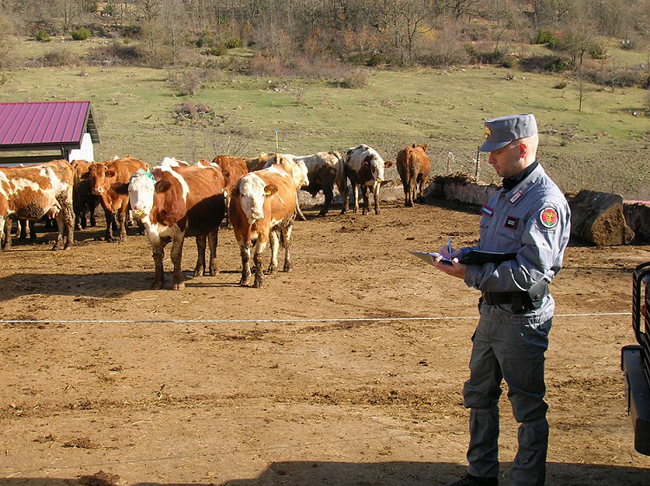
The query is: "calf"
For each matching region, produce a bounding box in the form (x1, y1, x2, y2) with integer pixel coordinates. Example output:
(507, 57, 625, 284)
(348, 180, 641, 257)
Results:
(396, 143, 431, 207)
(229, 156, 299, 288)
(0, 159, 75, 251)
(87, 155, 148, 241)
(70, 159, 99, 229)
(343, 144, 393, 215)
(128, 163, 226, 290)
(293, 151, 347, 216)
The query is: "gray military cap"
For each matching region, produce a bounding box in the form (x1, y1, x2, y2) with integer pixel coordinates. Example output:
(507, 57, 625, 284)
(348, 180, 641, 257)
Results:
(479, 114, 538, 152)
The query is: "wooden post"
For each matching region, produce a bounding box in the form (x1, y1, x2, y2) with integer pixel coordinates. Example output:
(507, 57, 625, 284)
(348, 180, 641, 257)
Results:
(475, 146, 481, 181)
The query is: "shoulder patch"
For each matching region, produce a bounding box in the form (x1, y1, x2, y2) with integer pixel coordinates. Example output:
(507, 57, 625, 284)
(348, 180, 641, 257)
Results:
(540, 207, 559, 228)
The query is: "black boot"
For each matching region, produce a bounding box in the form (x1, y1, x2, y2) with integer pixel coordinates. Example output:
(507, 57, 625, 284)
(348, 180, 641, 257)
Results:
(443, 473, 498, 486)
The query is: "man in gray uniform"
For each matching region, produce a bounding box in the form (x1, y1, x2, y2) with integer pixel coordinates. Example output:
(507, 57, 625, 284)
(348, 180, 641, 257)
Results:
(433, 114, 571, 486)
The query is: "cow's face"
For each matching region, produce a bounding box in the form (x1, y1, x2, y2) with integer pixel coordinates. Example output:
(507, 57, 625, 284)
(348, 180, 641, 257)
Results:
(294, 160, 310, 187)
(128, 169, 156, 219)
(89, 164, 117, 195)
(238, 174, 275, 224)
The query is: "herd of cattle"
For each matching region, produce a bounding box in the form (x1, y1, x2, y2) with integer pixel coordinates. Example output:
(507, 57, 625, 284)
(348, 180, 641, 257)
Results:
(0, 143, 431, 289)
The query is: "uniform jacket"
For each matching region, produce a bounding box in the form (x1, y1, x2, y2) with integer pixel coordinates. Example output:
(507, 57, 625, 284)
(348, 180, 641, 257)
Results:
(463, 163, 571, 324)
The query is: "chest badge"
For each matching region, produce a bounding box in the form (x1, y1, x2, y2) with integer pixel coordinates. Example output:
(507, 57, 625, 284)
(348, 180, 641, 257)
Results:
(509, 190, 523, 205)
(504, 216, 519, 230)
(540, 207, 559, 228)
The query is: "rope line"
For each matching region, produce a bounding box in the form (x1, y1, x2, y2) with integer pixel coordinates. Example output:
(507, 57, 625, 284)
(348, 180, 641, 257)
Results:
(0, 312, 632, 325)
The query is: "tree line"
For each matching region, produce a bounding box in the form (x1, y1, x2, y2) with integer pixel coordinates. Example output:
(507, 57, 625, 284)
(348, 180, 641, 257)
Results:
(0, 1, 648, 79)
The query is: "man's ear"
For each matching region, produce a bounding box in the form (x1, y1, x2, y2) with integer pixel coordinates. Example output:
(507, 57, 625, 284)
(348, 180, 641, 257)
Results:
(518, 142, 528, 158)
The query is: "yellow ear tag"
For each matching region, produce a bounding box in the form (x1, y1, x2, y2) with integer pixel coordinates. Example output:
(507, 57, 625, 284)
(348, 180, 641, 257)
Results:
(264, 190, 272, 196)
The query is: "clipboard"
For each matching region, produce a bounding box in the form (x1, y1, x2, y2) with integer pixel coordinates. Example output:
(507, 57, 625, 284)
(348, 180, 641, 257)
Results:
(409, 250, 516, 266)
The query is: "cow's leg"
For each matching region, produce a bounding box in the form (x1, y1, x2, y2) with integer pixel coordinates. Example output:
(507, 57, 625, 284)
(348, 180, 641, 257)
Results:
(27, 220, 36, 243)
(353, 185, 360, 213)
(18, 219, 28, 240)
(207, 230, 218, 276)
(360, 186, 371, 215)
(89, 198, 97, 227)
(267, 229, 279, 275)
(239, 245, 252, 286)
(373, 183, 381, 215)
(253, 239, 268, 288)
(340, 182, 349, 215)
(104, 208, 114, 241)
(295, 196, 306, 221)
(52, 209, 67, 250)
(320, 187, 333, 216)
(418, 175, 428, 202)
(118, 210, 128, 242)
(194, 234, 207, 277)
(151, 243, 165, 290)
(62, 200, 75, 249)
(170, 231, 186, 290)
(283, 223, 293, 273)
(1, 217, 10, 251)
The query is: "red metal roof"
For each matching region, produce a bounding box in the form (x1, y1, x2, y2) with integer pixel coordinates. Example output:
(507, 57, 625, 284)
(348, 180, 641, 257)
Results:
(0, 101, 98, 148)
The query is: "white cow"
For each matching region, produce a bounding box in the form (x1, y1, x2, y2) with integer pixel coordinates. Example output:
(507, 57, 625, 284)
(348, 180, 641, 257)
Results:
(343, 144, 393, 215)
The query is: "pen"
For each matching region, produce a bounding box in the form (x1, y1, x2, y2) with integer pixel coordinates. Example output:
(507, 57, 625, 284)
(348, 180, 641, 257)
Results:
(447, 237, 452, 258)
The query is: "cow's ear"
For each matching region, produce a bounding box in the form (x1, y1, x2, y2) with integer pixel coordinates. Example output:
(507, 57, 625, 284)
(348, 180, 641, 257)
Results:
(384, 161, 393, 168)
(230, 185, 240, 197)
(114, 183, 129, 195)
(422, 143, 428, 152)
(155, 180, 171, 193)
(105, 170, 116, 178)
(264, 184, 279, 196)
(80, 170, 91, 179)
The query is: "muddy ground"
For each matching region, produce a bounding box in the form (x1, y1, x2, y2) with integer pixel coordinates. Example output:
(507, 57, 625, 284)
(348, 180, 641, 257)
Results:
(1, 196, 650, 486)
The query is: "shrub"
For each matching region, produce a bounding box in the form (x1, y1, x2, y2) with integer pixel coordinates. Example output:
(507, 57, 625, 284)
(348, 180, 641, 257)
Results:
(71, 27, 91, 41)
(41, 47, 79, 67)
(339, 68, 368, 88)
(168, 69, 203, 96)
(35, 29, 51, 42)
(553, 81, 568, 89)
(206, 43, 228, 56)
(224, 37, 242, 49)
(172, 100, 217, 125)
(535, 30, 558, 47)
(621, 39, 636, 50)
(588, 43, 608, 60)
(87, 38, 144, 66)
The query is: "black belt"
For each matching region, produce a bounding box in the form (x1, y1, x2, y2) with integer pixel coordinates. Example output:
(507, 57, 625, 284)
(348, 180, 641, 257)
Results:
(481, 281, 549, 313)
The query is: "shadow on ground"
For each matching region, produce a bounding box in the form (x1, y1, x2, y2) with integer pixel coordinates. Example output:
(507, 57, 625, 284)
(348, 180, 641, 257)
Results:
(1, 460, 649, 485)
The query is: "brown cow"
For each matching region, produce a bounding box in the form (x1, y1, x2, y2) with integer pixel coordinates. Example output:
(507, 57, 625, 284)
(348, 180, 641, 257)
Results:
(87, 155, 148, 241)
(343, 144, 393, 215)
(245, 153, 275, 172)
(211, 155, 249, 228)
(229, 156, 300, 288)
(0, 159, 75, 251)
(396, 143, 431, 207)
(128, 163, 226, 290)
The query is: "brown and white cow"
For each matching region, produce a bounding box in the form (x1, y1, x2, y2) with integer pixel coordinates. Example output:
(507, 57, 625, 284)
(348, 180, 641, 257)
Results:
(70, 159, 99, 230)
(87, 155, 148, 241)
(128, 162, 226, 290)
(343, 144, 393, 215)
(211, 155, 249, 227)
(293, 151, 347, 216)
(396, 143, 431, 207)
(0, 159, 75, 251)
(229, 156, 300, 288)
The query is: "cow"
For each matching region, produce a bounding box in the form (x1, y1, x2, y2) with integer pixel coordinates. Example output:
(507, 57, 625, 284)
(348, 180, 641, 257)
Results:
(343, 144, 393, 215)
(245, 153, 275, 172)
(87, 155, 148, 242)
(293, 151, 347, 216)
(396, 143, 431, 207)
(261, 153, 310, 220)
(70, 159, 99, 230)
(229, 155, 300, 288)
(128, 162, 226, 290)
(0, 159, 75, 251)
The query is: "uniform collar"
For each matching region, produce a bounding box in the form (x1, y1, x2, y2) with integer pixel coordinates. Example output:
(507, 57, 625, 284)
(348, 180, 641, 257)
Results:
(502, 160, 538, 192)
(501, 162, 545, 204)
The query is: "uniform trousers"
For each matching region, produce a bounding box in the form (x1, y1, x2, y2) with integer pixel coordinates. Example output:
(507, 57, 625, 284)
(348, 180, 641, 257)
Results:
(463, 314, 551, 486)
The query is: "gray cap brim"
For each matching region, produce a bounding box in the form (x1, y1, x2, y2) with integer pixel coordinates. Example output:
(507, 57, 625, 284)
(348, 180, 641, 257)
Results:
(478, 139, 512, 152)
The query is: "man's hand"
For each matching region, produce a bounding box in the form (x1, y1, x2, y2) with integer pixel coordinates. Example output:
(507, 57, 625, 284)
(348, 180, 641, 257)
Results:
(432, 256, 466, 278)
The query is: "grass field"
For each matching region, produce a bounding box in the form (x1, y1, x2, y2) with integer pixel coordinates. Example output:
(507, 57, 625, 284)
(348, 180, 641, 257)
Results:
(2, 39, 649, 198)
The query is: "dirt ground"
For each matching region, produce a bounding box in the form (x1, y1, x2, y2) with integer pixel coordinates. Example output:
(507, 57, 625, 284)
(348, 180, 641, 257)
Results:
(1, 196, 650, 486)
